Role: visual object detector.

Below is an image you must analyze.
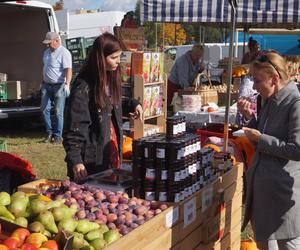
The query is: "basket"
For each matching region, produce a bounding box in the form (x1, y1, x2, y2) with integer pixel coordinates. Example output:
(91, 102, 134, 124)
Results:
(178, 73, 218, 105)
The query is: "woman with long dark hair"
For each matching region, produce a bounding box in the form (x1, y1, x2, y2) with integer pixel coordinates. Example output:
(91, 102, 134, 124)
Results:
(63, 33, 142, 182)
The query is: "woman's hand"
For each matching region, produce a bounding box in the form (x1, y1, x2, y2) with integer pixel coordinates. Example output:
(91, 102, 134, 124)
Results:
(237, 98, 254, 120)
(73, 163, 88, 182)
(243, 127, 262, 143)
(130, 104, 143, 122)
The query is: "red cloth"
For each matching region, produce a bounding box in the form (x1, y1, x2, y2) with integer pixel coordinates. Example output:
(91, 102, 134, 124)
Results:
(0, 152, 36, 179)
(167, 79, 182, 106)
(110, 119, 120, 169)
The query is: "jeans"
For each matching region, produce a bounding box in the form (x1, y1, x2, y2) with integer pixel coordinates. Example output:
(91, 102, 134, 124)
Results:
(40, 83, 67, 138)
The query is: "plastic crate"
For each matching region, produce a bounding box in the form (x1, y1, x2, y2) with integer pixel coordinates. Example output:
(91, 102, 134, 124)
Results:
(66, 37, 85, 50)
(196, 123, 237, 146)
(84, 36, 97, 48)
(0, 82, 8, 100)
(0, 139, 7, 152)
(70, 48, 87, 60)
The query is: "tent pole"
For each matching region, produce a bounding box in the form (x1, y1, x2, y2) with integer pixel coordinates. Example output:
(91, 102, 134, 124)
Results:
(243, 27, 248, 57)
(224, 0, 237, 152)
(235, 30, 238, 57)
(155, 22, 158, 51)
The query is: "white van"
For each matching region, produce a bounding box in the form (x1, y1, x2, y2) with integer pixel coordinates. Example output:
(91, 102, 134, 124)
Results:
(0, 1, 59, 119)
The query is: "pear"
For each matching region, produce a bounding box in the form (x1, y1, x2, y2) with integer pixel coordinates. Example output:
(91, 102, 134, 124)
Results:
(85, 229, 104, 241)
(52, 207, 76, 222)
(42, 230, 52, 238)
(28, 221, 45, 233)
(76, 220, 99, 235)
(0, 216, 14, 223)
(15, 217, 28, 227)
(80, 245, 95, 250)
(72, 232, 85, 249)
(0, 205, 15, 220)
(45, 199, 66, 210)
(30, 199, 48, 215)
(38, 210, 58, 234)
(58, 218, 78, 232)
(98, 224, 109, 234)
(11, 191, 26, 201)
(8, 196, 29, 217)
(103, 230, 121, 245)
(90, 238, 107, 250)
(0, 192, 11, 206)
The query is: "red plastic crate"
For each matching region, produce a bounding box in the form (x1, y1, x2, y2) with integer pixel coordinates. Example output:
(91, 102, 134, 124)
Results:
(196, 123, 237, 146)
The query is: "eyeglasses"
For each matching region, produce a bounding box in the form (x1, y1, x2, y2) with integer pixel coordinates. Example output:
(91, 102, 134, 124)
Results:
(257, 55, 281, 79)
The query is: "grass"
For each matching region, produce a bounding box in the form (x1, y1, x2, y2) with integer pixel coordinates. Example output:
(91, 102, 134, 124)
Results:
(0, 120, 67, 179)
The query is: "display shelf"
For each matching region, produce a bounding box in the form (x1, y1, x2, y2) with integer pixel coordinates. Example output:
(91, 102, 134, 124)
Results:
(133, 74, 167, 139)
(144, 81, 164, 86)
(144, 114, 165, 120)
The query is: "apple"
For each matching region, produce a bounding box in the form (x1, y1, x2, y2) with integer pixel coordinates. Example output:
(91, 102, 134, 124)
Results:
(11, 228, 30, 242)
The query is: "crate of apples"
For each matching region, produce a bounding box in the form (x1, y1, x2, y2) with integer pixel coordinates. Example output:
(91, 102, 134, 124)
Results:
(0, 227, 58, 250)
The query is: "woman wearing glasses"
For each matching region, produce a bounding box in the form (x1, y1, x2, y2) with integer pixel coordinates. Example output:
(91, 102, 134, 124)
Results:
(238, 52, 300, 250)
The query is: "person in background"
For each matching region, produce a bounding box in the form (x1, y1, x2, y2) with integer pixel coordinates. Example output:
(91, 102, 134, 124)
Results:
(238, 51, 300, 250)
(167, 44, 205, 106)
(242, 37, 260, 65)
(41, 31, 72, 143)
(237, 38, 261, 126)
(63, 33, 142, 182)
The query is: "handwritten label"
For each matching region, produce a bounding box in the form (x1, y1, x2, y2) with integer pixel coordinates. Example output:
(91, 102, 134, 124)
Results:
(165, 206, 179, 228)
(183, 197, 196, 228)
(202, 187, 213, 212)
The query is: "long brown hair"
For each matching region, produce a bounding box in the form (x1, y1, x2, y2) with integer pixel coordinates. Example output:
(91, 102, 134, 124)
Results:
(78, 33, 123, 108)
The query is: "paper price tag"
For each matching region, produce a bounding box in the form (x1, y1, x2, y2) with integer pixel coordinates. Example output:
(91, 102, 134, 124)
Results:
(165, 206, 179, 228)
(183, 197, 196, 228)
(202, 187, 213, 212)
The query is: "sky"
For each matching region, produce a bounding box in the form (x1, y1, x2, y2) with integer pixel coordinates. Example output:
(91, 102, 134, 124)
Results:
(41, 0, 138, 12)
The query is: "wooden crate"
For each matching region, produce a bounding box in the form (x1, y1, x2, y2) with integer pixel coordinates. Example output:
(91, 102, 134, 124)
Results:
(17, 179, 61, 193)
(195, 222, 241, 250)
(105, 205, 180, 250)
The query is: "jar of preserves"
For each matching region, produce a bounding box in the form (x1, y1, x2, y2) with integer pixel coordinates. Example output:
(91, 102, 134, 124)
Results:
(156, 181, 168, 202)
(144, 181, 155, 201)
(156, 159, 168, 181)
(167, 117, 179, 139)
(145, 159, 156, 181)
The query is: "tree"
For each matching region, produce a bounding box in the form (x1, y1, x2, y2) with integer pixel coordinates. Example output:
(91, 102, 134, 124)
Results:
(160, 23, 186, 46)
(53, 0, 64, 11)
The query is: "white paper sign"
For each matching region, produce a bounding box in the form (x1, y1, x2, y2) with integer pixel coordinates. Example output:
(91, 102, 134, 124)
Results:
(165, 206, 179, 228)
(202, 187, 213, 212)
(183, 197, 196, 228)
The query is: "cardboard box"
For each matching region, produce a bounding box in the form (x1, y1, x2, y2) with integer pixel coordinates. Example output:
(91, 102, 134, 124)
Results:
(150, 53, 160, 82)
(143, 86, 152, 117)
(131, 52, 151, 83)
(17, 179, 61, 193)
(120, 51, 133, 83)
(6, 81, 28, 100)
(159, 53, 165, 82)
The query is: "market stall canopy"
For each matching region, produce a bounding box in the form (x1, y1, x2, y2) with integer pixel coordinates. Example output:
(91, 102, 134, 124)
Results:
(140, 0, 300, 28)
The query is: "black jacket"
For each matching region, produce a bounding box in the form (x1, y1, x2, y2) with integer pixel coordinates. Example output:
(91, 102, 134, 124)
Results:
(63, 78, 138, 179)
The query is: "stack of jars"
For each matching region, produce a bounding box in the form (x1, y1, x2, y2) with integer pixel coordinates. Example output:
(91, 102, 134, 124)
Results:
(132, 116, 225, 202)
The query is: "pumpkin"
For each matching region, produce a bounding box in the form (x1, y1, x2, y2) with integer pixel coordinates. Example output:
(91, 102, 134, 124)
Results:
(123, 136, 133, 159)
(240, 238, 258, 250)
(203, 144, 222, 152)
